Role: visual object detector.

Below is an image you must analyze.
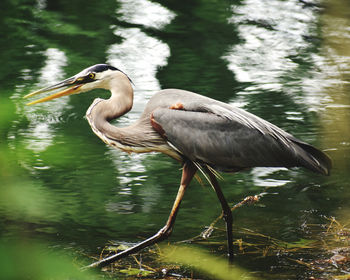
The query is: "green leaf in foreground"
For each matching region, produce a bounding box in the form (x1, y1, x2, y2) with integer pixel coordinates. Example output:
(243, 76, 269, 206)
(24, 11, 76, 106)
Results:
(162, 245, 259, 280)
(0, 240, 97, 280)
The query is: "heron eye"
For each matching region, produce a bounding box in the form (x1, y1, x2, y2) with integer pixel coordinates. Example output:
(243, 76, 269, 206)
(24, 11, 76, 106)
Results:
(89, 72, 96, 79)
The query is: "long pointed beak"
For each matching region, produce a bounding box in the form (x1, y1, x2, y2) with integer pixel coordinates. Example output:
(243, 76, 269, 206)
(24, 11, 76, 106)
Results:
(24, 76, 83, 105)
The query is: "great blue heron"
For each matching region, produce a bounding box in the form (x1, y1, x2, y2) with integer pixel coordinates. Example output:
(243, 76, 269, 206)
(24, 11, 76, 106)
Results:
(24, 64, 332, 268)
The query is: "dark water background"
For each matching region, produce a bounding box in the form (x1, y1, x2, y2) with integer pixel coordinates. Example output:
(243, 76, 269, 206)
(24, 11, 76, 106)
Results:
(1, 0, 350, 279)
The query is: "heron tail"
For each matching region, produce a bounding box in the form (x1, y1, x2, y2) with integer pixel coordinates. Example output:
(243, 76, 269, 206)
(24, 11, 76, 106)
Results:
(293, 140, 332, 176)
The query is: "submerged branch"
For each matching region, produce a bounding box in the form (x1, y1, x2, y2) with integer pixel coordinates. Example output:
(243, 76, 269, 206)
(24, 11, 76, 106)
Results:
(202, 193, 264, 239)
(178, 192, 266, 244)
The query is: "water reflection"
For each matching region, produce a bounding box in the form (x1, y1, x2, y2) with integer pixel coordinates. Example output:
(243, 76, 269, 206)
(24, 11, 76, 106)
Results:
(117, 0, 175, 29)
(14, 48, 68, 155)
(225, 0, 330, 112)
(36, 0, 47, 10)
(226, 0, 317, 86)
(251, 167, 291, 188)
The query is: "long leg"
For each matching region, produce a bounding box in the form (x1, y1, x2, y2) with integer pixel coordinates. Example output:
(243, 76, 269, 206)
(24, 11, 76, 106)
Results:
(206, 168, 234, 261)
(85, 161, 197, 269)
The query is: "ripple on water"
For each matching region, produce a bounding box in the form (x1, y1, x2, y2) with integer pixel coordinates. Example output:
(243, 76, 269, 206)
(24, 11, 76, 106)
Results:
(251, 167, 291, 188)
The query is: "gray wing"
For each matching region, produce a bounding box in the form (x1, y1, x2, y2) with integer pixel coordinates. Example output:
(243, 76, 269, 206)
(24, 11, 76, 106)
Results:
(151, 96, 331, 175)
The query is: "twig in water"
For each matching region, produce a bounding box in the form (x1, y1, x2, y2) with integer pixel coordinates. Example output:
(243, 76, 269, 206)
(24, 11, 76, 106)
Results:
(201, 193, 266, 239)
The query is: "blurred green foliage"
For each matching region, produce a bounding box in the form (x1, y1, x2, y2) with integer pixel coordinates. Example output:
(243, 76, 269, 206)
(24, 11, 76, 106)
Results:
(0, 241, 95, 280)
(163, 245, 257, 280)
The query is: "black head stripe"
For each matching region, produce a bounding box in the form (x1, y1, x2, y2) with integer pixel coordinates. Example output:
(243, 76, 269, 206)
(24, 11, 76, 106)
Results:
(86, 64, 119, 73)
(81, 64, 133, 85)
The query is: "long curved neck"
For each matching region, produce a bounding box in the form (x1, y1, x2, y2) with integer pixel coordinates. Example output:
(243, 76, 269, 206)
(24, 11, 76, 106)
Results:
(85, 72, 178, 157)
(86, 71, 134, 141)
(86, 71, 166, 153)
(101, 71, 134, 121)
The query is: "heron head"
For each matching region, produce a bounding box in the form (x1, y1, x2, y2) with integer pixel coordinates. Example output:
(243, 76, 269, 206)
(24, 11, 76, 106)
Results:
(24, 64, 130, 105)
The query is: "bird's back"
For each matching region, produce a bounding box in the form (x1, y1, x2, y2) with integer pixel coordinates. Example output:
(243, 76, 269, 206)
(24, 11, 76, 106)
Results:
(147, 89, 332, 175)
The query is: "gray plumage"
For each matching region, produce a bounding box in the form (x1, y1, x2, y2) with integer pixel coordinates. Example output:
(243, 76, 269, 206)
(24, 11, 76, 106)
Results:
(146, 89, 331, 175)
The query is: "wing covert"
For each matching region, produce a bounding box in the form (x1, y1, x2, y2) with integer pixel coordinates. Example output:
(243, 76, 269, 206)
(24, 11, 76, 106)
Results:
(151, 107, 301, 171)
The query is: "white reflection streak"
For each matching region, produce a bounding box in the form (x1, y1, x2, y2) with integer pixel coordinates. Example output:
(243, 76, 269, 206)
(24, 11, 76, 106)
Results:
(36, 0, 47, 10)
(25, 48, 68, 152)
(251, 167, 290, 188)
(118, 0, 175, 29)
(105, 0, 174, 211)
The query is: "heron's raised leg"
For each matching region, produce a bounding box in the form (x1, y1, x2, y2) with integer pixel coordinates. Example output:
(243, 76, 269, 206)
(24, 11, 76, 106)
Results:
(206, 169, 234, 261)
(85, 161, 197, 269)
